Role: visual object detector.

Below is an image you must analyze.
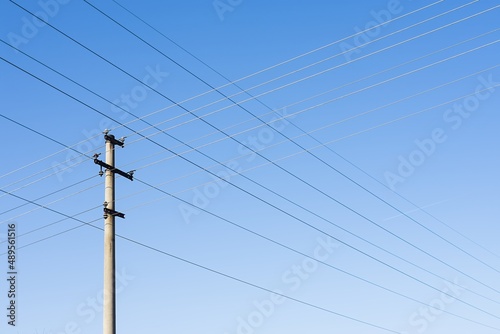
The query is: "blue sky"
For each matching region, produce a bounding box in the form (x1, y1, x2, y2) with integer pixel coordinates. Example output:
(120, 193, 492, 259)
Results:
(0, 0, 499, 333)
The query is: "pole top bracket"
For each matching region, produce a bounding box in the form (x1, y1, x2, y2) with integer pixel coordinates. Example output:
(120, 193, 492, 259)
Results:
(104, 134, 125, 148)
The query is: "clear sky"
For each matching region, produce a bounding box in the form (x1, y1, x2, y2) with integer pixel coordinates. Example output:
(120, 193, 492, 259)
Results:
(0, 0, 499, 333)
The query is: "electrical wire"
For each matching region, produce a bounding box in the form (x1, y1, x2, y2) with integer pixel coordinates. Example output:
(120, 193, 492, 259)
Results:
(1, 2, 498, 330)
(0, 175, 97, 217)
(101, 0, 476, 120)
(4, 0, 500, 308)
(131, 65, 497, 173)
(6, 4, 500, 280)
(43, 21, 500, 287)
(123, 43, 498, 157)
(1, 172, 499, 331)
(2, 4, 493, 186)
(0, 157, 89, 202)
(2, 36, 495, 202)
(105, 0, 447, 122)
(109, 4, 499, 137)
(0, 188, 404, 334)
(0, 179, 101, 225)
(0, 112, 103, 184)
(10, 100, 500, 307)
(9, 184, 500, 331)
(0, 0, 448, 186)
(3, 56, 500, 316)
(3, 49, 500, 299)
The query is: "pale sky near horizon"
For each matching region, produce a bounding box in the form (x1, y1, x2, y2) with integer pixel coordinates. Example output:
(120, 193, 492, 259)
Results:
(0, 0, 499, 333)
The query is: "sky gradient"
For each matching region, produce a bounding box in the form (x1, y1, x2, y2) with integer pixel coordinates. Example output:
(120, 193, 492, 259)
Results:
(0, 0, 499, 333)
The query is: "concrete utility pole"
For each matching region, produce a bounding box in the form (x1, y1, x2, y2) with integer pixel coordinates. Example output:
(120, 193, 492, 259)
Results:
(93, 130, 134, 334)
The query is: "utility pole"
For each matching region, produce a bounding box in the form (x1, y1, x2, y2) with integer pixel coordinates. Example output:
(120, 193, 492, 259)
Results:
(93, 130, 134, 334)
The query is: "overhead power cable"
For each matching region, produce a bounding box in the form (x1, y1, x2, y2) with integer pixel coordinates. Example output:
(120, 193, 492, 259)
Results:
(0, 175, 97, 217)
(0, 0, 449, 187)
(2, 1, 496, 332)
(37, 10, 500, 290)
(4, 0, 500, 308)
(0, 0, 451, 187)
(6, 97, 500, 308)
(0, 24, 454, 189)
(0, 112, 102, 184)
(0, 153, 87, 202)
(131, 64, 497, 173)
(6, 2, 498, 282)
(122, 42, 498, 153)
(3, 36, 500, 297)
(1, 169, 499, 332)
(2, 35, 495, 202)
(0, 188, 406, 334)
(83, 0, 475, 126)
(105, 4, 498, 134)
(0, 179, 101, 225)
(3, 56, 500, 319)
(106, 0, 446, 116)
(101, 32, 500, 279)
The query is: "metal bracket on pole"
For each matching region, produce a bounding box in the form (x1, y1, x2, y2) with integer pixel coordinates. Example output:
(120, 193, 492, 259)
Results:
(104, 208, 126, 219)
(93, 154, 134, 181)
(103, 201, 126, 219)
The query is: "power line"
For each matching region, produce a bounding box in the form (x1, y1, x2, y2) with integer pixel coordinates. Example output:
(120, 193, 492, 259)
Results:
(225, 84, 500, 188)
(0, 175, 97, 217)
(0, 1, 492, 175)
(0, 0, 447, 186)
(4, 49, 496, 247)
(3, 49, 500, 302)
(135, 0, 478, 113)
(123, 43, 498, 158)
(102, 32, 500, 278)
(132, 65, 497, 173)
(0, 113, 96, 184)
(1, 21, 493, 193)
(63, 34, 500, 295)
(2, 1, 496, 332)
(83, 0, 474, 125)
(8, 101, 500, 308)
(3, 3, 493, 170)
(2, 63, 500, 319)
(0, 179, 100, 225)
(106, 4, 498, 134)
(0, 185, 400, 334)
(1, 47, 498, 316)
(1, 38, 495, 204)
(1, 168, 499, 331)
(107, 0, 446, 116)
(4, 0, 500, 306)
(0, 155, 88, 201)
(174, 7, 499, 125)
(11, 0, 499, 281)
